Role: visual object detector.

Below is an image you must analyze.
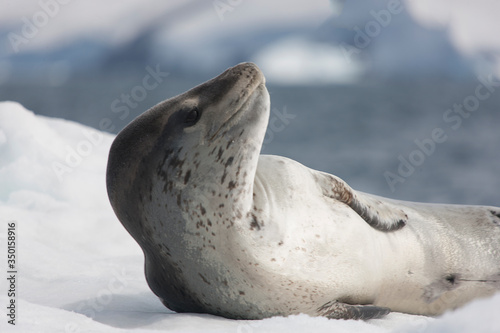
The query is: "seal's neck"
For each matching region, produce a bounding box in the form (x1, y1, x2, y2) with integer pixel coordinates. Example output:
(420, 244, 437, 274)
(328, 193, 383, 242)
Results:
(178, 131, 262, 224)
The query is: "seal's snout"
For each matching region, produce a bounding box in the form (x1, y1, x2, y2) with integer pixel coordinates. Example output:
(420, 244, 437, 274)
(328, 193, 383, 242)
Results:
(223, 62, 266, 90)
(205, 62, 269, 141)
(230, 62, 265, 82)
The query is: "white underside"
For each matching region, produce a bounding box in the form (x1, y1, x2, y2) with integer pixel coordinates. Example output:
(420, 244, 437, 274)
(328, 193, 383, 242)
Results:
(226, 154, 500, 316)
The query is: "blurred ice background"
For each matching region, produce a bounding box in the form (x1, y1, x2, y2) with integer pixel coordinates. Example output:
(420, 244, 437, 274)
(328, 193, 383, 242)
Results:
(1, 0, 499, 205)
(1, 1, 500, 332)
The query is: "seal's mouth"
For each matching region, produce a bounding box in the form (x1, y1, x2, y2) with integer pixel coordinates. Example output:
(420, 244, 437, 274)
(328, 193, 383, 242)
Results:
(208, 63, 266, 142)
(209, 83, 266, 142)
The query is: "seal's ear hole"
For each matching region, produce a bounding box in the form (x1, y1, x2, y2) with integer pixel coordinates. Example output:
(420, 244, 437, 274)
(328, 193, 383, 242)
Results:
(184, 107, 200, 126)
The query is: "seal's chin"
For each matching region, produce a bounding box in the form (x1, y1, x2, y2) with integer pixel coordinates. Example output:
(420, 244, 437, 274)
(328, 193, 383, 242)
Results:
(209, 82, 270, 142)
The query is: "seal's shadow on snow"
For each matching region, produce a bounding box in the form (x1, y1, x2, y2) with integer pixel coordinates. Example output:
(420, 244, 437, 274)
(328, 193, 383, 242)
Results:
(62, 292, 188, 329)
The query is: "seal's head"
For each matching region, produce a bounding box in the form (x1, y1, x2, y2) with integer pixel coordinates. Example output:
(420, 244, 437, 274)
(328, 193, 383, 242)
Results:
(106, 62, 270, 313)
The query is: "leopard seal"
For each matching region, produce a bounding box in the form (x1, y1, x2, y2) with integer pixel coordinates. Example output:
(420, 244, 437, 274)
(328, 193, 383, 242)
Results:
(106, 62, 500, 320)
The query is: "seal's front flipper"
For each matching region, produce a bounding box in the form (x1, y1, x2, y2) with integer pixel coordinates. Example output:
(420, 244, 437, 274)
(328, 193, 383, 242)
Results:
(314, 171, 407, 231)
(317, 300, 391, 320)
(352, 191, 407, 231)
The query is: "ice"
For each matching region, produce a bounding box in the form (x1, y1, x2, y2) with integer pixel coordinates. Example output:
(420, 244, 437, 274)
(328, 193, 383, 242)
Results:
(252, 37, 364, 85)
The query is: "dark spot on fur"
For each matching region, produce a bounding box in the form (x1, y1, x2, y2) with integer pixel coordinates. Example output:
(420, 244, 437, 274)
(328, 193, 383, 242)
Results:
(219, 203, 225, 208)
(184, 170, 191, 184)
(200, 205, 206, 215)
(228, 181, 236, 190)
(239, 290, 245, 295)
(221, 171, 227, 184)
(162, 180, 174, 194)
(168, 155, 185, 169)
(198, 273, 211, 285)
(250, 214, 261, 231)
(395, 219, 406, 229)
(225, 156, 234, 167)
(177, 194, 181, 206)
(491, 211, 500, 227)
(217, 147, 224, 161)
(278, 241, 284, 246)
(445, 274, 458, 285)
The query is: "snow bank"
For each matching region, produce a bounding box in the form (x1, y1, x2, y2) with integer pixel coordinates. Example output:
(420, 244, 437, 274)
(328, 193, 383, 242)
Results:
(0, 101, 498, 332)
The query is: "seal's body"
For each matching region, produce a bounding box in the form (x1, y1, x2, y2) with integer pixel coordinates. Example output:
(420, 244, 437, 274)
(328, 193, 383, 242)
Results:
(107, 62, 500, 320)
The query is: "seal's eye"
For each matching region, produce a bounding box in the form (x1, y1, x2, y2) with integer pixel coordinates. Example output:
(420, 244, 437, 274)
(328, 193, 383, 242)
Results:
(184, 107, 200, 126)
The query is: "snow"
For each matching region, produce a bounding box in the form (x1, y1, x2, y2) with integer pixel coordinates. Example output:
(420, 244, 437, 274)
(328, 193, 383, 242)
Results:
(0, 101, 499, 332)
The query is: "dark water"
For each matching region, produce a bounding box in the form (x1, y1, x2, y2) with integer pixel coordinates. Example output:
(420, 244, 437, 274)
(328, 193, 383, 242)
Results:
(2, 73, 499, 206)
